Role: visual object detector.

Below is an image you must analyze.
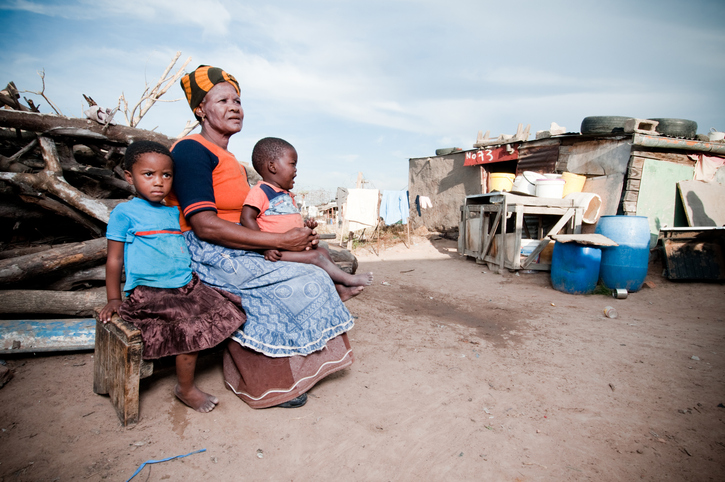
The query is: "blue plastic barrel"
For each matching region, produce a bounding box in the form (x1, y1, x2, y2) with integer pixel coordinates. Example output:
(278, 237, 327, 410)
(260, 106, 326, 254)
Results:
(550, 242, 602, 294)
(595, 215, 650, 292)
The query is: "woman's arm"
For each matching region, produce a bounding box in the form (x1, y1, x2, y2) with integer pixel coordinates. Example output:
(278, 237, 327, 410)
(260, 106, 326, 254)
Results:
(99, 239, 125, 323)
(189, 211, 318, 251)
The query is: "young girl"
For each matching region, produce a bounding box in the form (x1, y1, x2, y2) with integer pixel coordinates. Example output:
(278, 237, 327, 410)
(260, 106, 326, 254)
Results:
(241, 137, 373, 301)
(99, 141, 245, 413)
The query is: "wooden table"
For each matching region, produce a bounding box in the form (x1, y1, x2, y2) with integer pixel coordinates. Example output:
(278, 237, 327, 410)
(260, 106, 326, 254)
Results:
(458, 192, 584, 273)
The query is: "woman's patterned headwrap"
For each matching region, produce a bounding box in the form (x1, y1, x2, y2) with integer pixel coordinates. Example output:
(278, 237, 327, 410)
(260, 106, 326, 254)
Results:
(180, 65, 240, 118)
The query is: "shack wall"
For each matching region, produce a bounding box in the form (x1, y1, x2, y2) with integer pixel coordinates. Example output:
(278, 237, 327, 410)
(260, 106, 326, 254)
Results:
(407, 134, 723, 235)
(408, 153, 483, 231)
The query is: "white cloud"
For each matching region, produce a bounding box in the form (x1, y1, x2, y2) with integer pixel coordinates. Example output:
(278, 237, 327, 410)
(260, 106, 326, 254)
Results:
(2, 0, 231, 35)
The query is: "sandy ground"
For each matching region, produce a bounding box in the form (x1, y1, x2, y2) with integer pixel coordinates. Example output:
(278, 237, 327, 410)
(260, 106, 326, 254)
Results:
(1, 234, 724, 481)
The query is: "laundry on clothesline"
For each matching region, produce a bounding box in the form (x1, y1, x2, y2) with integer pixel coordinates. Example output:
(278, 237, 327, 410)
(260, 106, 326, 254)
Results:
(380, 190, 410, 225)
(346, 188, 380, 231)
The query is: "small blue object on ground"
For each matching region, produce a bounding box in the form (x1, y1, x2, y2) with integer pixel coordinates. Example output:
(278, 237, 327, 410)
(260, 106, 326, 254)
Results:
(126, 448, 206, 482)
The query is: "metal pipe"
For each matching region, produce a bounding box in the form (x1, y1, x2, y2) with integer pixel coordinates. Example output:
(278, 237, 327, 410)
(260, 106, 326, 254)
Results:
(633, 134, 725, 155)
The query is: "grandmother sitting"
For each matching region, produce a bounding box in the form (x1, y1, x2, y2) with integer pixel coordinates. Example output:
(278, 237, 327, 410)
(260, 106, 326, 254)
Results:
(166, 65, 357, 409)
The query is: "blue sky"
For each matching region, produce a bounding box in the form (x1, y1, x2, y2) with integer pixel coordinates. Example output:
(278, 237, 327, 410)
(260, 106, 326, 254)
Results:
(2, 0, 724, 195)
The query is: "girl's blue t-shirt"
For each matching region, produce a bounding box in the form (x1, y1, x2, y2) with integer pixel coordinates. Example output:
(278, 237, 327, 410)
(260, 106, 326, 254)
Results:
(106, 197, 193, 292)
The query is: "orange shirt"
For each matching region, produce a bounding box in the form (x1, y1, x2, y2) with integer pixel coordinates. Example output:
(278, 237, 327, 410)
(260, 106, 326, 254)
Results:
(244, 181, 304, 233)
(166, 134, 250, 232)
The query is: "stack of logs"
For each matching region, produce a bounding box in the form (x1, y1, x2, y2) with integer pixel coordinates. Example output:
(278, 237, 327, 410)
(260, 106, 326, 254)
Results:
(0, 104, 176, 318)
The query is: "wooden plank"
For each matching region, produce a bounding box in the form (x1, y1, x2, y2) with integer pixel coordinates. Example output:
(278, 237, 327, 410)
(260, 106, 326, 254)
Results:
(622, 201, 637, 214)
(625, 179, 641, 191)
(628, 165, 643, 180)
(518, 206, 578, 216)
(677, 180, 725, 227)
(630, 149, 693, 164)
(464, 214, 481, 257)
(521, 239, 551, 269)
(544, 208, 576, 237)
(622, 190, 639, 203)
(458, 206, 466, 255)
(551, 234, 619, 246)
(512, 207, 524, 270)
(480, 208, 502, 261)
(0, 318, 95, 354)
(630, 156, 647, 170)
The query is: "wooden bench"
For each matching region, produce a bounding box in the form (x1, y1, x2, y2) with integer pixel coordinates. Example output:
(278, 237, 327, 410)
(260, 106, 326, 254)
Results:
(92, 310, 153, 426)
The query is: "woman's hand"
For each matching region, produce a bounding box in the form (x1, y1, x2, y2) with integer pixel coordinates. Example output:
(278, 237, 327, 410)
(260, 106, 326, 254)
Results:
(280, 226, 319, 252)
(189, 211, 318, 251)
(99, 300, 122, 323)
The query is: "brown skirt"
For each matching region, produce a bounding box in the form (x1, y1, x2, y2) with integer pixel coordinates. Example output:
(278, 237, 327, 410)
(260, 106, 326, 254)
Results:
(118, 274, 246, 360)
(223, 333, 354, 408)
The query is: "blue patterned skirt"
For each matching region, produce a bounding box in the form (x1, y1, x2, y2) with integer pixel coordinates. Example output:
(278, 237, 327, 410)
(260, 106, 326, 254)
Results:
(184, 230, 354, 357)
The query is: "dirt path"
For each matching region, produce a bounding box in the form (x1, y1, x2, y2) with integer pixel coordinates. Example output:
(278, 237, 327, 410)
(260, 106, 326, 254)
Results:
(1, 235, 724, 481)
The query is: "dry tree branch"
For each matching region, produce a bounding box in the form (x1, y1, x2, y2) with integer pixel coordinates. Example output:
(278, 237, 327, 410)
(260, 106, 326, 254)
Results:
(23, 70, 63, 116)
(120, 52, 193, 128)
(178, 119, 200, 138)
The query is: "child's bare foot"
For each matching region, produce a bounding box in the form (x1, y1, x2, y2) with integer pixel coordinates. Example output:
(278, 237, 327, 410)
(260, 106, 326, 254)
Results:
(336, 284, 364, 302)
(174, 384, 219, 413)
(346, 272, 374, 287)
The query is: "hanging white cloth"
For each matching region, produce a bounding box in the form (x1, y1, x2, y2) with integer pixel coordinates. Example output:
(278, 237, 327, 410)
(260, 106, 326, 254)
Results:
(345, 189, 379, 231)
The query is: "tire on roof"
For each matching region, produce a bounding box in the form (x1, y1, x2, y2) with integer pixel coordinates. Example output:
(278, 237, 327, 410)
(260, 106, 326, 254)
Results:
(580, 116, 633, 135)
(435, 147, 462, 156)
(648, 118, 698, 138)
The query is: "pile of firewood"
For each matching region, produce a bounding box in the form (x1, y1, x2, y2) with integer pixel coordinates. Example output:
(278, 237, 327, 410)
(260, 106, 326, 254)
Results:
(0, 88, 176, 317)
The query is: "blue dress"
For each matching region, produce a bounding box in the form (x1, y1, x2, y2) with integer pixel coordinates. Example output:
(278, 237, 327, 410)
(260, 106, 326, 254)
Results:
(184, 230, 354, 357)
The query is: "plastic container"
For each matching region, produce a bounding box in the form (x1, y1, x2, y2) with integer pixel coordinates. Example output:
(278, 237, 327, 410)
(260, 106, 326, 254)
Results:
(561, 172, 586, 197)
(512, 171, 546, 195)
(708, 128, 724, 142)
(564, 192, 602, 224)
(603, 306, 619, 319)
(595, 215, 650, 292)
(535, 178, 565, 198)
(550, 242, 602, 294)
(489, 173, 515, 192)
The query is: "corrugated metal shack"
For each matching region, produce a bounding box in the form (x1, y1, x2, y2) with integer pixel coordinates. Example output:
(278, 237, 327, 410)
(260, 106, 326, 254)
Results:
(408, 131, 725, 248)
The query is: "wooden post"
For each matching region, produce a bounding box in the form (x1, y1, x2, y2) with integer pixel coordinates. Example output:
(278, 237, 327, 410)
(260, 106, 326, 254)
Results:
(376, 221, 381, 255)
(406, 221, 411, 248)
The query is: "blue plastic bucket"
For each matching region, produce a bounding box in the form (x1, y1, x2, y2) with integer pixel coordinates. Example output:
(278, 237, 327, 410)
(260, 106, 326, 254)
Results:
(595, 215, 650, 292)
(550, 242, 602, 294)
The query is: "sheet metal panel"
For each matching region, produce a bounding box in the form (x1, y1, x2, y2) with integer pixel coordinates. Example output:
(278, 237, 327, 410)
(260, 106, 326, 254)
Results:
(516, 144, 560, 174)
(660, 228, 725, 280)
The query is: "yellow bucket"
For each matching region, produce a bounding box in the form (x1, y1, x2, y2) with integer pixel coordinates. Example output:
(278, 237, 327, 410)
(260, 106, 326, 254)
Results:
(489, 173, 515, 192)
(561, 172, 586, 197)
